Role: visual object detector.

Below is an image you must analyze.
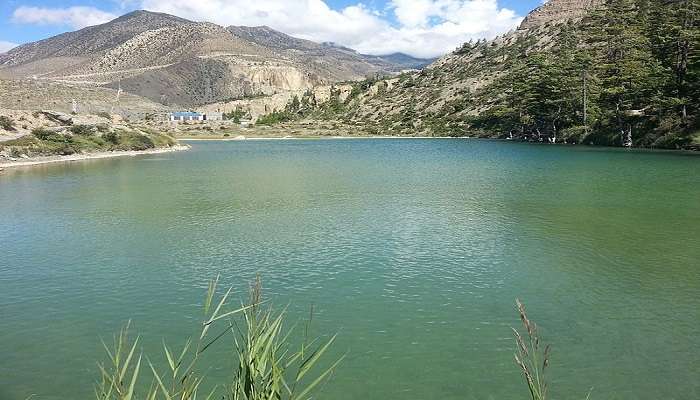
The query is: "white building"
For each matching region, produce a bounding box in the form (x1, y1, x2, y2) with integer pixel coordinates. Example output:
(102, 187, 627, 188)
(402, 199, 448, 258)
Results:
(169, 112, 204, 122)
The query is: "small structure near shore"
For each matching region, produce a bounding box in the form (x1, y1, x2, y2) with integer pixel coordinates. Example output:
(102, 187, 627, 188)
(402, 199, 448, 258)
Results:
(169, 112, 203, 122)
(168, 112, 223, 122)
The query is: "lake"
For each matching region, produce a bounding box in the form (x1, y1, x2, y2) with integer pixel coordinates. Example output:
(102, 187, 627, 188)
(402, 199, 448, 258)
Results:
(1, 139, 699, 400)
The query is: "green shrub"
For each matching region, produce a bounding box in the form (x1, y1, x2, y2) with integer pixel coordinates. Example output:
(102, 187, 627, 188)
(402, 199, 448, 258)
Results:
(55, 143, 77, 155)
(70, 125, 95, 136)
(32, 127, 56, 140)
(256, 110, 293, 126)
(102, 131, 120, 145)
(95, 111, 111, 119)
(0, 115, 16, 131)
(560, 126, 589, 144)
(121, 133, 155, 151)
(223, 108, 248, 123)
(150, 133, 176, 148)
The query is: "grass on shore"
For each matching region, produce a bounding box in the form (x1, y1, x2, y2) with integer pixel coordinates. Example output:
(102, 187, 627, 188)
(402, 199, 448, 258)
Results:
(0, 126, 177, 158)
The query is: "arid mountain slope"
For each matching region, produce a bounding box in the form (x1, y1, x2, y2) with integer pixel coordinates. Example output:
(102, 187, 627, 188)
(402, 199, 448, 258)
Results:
(295, 0, 698, 149)
(0, 10, 430, 107)
(299, 0, 596, 134)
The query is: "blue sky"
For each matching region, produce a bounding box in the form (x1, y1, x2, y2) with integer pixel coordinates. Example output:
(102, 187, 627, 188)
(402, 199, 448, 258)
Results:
(0, 0, 546, 57)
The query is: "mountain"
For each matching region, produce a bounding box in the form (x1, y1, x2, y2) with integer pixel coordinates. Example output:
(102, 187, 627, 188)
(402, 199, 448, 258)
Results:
(228, 26, 431, 77)
(0, 10, 430, 107)
(227, 26, 433, 72)
(292, 0, 699, 149)
(361, 53, 436, 71)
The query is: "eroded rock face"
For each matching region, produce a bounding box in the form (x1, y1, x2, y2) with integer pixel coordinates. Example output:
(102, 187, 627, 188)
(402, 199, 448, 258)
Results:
(243, 65, 317, 93)
(519, 0, 604, 29)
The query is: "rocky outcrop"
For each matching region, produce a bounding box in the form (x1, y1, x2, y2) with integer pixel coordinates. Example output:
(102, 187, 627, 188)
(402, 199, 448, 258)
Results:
(519, 0, 604, 30)
(39, 110, 73, 125)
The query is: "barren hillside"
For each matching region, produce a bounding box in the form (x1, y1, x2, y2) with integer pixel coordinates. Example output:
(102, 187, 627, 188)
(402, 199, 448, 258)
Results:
(0, 10, 430, 108)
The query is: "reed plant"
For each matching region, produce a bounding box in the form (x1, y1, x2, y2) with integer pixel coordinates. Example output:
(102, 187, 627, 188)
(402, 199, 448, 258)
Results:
(512, 299, 551, 400)
(95, 276, 342, 400)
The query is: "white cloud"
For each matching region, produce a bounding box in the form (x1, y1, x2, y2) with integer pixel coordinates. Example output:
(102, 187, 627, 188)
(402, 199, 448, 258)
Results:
(12, 6, 117, 29)
(9, 0, 522, 58)
(137, 0, 522, 58)
(0, 40, 18, 53)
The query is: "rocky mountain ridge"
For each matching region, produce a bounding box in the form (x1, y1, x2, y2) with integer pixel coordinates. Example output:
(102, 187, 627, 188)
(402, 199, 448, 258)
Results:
(0, 10, 431, 108)
(519, 0, 605, 30)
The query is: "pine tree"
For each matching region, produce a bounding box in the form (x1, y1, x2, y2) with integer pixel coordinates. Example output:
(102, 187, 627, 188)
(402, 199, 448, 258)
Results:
(585, 0, 664, 145)
(648, 0, 699, 126)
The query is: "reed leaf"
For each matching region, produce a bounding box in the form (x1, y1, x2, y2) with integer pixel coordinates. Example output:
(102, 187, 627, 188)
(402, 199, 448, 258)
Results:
(95, 276, 340, 400)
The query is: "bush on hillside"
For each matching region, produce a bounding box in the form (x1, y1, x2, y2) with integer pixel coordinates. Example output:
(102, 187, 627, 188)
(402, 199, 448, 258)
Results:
(32, 127, 55, 140)
(0, 116, 16, 131)
(70, 125, 95, 136)
(102, 130, 120, 145)
(256, 110, 293, 126)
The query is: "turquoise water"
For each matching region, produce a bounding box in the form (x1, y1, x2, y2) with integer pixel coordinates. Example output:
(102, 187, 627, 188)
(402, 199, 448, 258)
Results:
(1, 139, 699, 400)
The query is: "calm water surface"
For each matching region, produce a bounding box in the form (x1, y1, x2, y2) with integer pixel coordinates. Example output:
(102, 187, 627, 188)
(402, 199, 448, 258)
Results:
(1, 139, 699, 400)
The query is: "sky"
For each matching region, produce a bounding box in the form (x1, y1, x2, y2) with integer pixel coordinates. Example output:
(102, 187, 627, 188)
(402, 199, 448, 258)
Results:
(0, 0, 547, 58)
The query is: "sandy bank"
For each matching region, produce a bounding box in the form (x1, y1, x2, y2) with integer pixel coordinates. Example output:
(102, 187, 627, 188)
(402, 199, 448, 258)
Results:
(0, 144, 190, 169)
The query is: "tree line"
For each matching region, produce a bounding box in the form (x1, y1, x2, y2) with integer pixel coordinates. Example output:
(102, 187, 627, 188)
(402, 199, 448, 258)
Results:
(470, 0, 699, 148)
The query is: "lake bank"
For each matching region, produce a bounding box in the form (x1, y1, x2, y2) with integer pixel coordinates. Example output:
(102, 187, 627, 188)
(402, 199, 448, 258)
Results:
(0, 144, 190, 169)
(178, 135, 469, 140)
(176, 136, 700, 157)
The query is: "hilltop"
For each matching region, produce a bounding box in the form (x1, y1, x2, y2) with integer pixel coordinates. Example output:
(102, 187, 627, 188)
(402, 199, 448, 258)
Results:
(0, 10, 431, 108)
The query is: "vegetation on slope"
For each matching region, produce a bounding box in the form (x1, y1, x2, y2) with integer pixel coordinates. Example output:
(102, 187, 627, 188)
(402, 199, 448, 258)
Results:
(0, 124, 177, 159)
(269, 0, 699, 149)
(468, 0, 699, 148)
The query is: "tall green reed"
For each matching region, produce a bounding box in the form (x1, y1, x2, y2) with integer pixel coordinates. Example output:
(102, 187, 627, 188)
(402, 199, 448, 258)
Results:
(95, 275, 342, 400)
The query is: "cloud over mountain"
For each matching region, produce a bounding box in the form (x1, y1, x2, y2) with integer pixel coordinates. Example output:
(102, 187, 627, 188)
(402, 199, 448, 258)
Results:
(12, 6, 118, 29)
(9, 0, 522, 58)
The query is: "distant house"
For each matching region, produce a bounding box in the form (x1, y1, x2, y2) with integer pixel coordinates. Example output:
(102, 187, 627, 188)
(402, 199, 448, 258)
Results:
(169, 112, 204, 122)
(168, 112, 223, 122)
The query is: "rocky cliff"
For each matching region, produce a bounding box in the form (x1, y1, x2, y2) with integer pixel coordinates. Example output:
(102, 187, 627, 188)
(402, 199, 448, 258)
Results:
(519, 0, 605, 30)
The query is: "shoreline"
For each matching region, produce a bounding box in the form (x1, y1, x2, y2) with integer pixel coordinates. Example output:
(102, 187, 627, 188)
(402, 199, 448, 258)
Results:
(177, 136, 699, 153)
(178, 136, 470, 141)
(0, 144, 190, 169)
